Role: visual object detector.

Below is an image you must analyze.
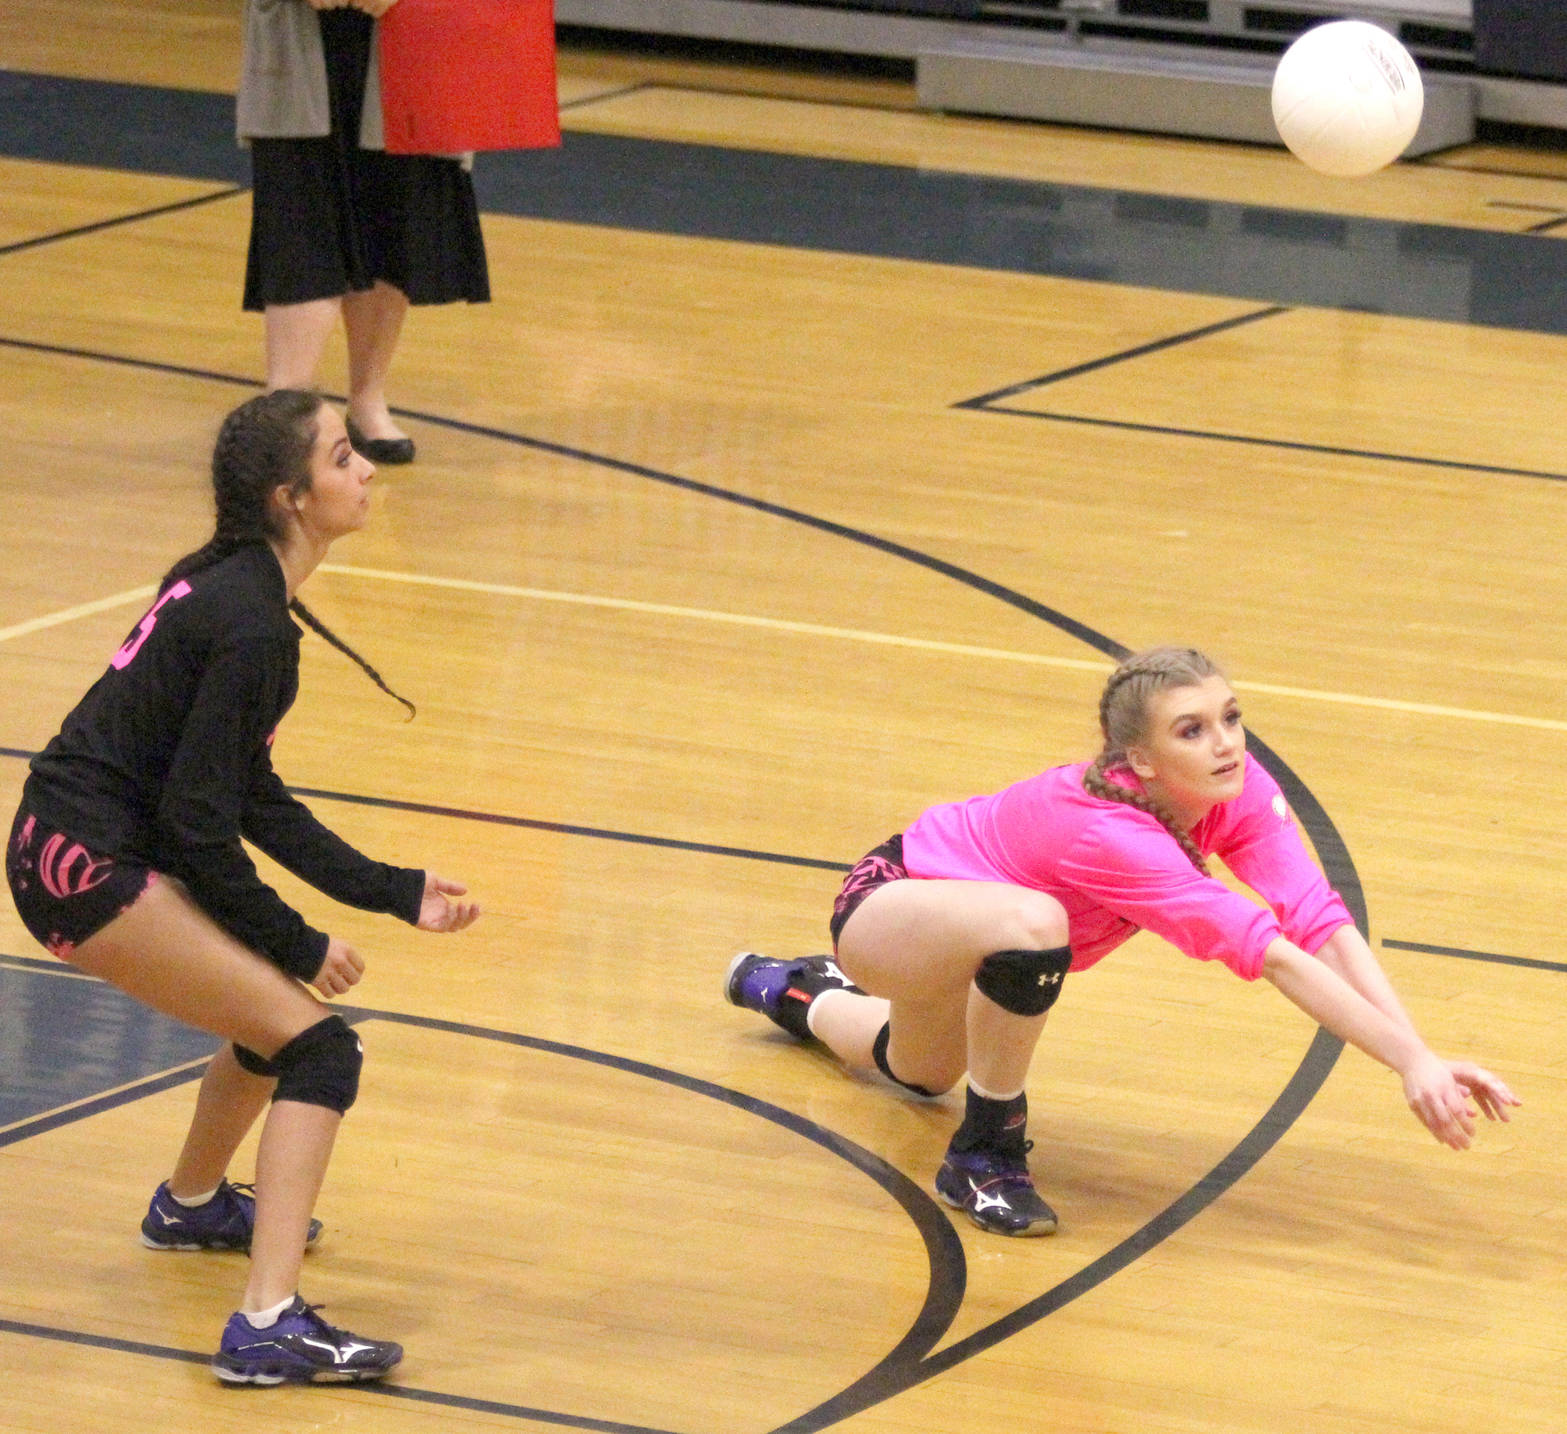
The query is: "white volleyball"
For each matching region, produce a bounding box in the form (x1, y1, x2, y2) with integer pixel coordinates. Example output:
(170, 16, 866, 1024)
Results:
(1271, 20, 1424, 177)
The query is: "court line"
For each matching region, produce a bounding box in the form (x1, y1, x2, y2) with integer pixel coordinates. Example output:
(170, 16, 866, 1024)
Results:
(954, 312, 1567, 484)
(559, 81, 654, 113)
(974, 403, 1567, 483)
(0, 1059, 213, 1148)
(0, 746, 848, 872)
(1382, 938, 1567, 974)
(319, 564, 1567, 735)
(953, 304, 1289, 406)
(0, 585, 154, 643)
(0, 184, 245, 259)
(8, 562, 1557, 737)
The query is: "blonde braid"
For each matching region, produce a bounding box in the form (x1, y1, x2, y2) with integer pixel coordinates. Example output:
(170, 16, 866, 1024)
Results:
(1083, 645, 1225, 875)
(1083, 756, 1209, 874)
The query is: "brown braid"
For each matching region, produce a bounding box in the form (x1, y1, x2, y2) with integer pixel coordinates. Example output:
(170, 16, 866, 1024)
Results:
(291, 598, 415, 719)
(163, 390, 415, 717)
(1082, 646, 1226, 874)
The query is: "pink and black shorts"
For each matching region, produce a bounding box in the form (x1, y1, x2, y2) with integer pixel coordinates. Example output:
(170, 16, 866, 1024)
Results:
(6, 805, 157, 959)
(830, 833, 909, 948)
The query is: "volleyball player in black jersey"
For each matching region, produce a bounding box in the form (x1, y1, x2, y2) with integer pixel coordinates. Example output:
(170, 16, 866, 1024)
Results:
(5, 390, 479, 1384)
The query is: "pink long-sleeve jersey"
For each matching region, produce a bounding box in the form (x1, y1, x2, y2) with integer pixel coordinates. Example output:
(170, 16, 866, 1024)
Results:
(900, 754, 1352, 980)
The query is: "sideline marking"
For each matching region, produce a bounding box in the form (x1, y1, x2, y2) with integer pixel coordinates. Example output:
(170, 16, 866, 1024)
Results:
(0, 585, 154, 644)
(319, 564, 1567, 734)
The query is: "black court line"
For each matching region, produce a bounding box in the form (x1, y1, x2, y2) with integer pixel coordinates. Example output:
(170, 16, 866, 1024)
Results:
(970, 406, 1567, 482)
(1, 335, 1362, 1432)
(0, 749, 847, 874)
(0, 1062, 209, 1148)
(953, 305, 1289, 407)
(1526, 214, 1567, 235)
(557, 81, 652, 113)
(1382, 938, 1567, 975)
(0, 184, 244, 259)
(955, 311, 1567, 484)
(0, 1310, 685, 1434)
(288, 785, 850, 872)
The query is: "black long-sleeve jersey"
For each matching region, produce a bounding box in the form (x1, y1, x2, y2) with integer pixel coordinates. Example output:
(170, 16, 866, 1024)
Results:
(24, 543, 424, 979)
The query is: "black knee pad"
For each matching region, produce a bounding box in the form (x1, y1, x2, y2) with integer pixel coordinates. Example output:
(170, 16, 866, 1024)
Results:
(974, 946, 1071, 1016)
(871, 1023, 944, 1098)
(270, 1015, 363, 1114)
(232, 1043, 279, 1078)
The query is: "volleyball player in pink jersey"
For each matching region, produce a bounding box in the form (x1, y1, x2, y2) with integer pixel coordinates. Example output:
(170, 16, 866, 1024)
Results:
(726, 647, 1517, 1236)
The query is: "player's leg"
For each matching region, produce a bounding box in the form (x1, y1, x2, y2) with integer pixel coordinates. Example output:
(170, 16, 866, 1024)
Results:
(142, 1043, 322, 1254)
(68, 878, 400, 1382)
(841, 878, 1071, 1236)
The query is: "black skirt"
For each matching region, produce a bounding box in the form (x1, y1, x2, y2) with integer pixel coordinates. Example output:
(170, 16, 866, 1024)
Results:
(243, 8, 490, 310)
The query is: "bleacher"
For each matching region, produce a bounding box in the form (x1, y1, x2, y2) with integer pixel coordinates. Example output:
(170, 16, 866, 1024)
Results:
(556, 0, 1567, 154)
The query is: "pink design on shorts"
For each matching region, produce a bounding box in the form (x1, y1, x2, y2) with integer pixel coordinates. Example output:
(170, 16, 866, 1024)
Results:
(837, 853, 905, 905)
(37, 834, 116, 900)
(14, 813, 35, 855)
(831, 844, 910, 940)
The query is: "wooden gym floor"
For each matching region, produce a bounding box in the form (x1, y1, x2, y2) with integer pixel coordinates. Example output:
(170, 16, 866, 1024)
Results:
(0, 4, 1563, 1432)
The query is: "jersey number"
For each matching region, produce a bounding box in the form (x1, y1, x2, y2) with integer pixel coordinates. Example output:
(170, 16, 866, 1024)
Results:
(111, 581, 192, 670)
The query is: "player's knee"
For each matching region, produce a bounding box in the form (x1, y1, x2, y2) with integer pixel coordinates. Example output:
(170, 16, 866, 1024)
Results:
(974, 946, 1071, 1016)
(1001, 892, 1070, 954)
(872, 1023, 960, 1097)
(270, 1014, 363, 1114)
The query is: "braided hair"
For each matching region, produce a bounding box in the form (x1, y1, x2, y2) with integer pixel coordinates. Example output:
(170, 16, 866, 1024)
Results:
(163, 390, 415, 717)
(1081, 646, 1225, 874)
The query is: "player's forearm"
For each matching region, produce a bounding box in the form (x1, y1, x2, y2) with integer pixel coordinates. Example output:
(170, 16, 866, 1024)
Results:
(1311, 926, 1421, 1036)
(1261, 938, 1431, 1075)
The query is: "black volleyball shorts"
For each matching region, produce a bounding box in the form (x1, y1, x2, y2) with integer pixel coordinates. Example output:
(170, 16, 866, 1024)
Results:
(829, 833, 909, 949)
(7, 806, 157, 958)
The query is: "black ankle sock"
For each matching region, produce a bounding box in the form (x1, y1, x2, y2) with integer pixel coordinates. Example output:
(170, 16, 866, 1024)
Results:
(950, 1086, 1028, 1154)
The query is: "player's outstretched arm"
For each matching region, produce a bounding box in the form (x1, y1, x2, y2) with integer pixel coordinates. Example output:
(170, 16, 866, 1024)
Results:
(1260, 937, 1518, 1148)
(416, 873, 481, 933)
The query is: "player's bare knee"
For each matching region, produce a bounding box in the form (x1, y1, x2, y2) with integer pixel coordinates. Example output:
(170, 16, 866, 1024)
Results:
(997, 892, 1070, 954)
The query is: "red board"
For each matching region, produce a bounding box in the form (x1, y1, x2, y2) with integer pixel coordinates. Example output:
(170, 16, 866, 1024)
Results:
(378, 0, 561, 155)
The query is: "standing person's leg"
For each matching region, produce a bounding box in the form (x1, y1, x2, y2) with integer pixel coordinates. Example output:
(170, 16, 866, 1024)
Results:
(70, 880, 333, 1300)
(145, 1043, 325, 1254)
(66, 878, 399, 1381)
(264, 298, 344, 393)
(165, 1045, 274, 1199)
(342, 280, 411, 444)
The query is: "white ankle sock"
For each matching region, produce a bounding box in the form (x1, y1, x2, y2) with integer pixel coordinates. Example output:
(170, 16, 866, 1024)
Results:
(967, 1077, 1024, 1102)
(170, 1185, 220, 1208)
(241, 1295, 295, 1329)
(804, 986, 857, 1039)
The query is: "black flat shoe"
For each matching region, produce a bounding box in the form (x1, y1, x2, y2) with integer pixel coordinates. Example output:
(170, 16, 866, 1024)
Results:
(347, 419, 416, 465)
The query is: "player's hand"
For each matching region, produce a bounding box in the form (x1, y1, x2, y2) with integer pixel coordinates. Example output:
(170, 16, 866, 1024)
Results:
(1401, 1051, 1478, 1149)
(351, 0, 401, 16)
(417, 873, 481, 933)
(312, 936, 365, 998)
(1447, 1061, 1520, 1123)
